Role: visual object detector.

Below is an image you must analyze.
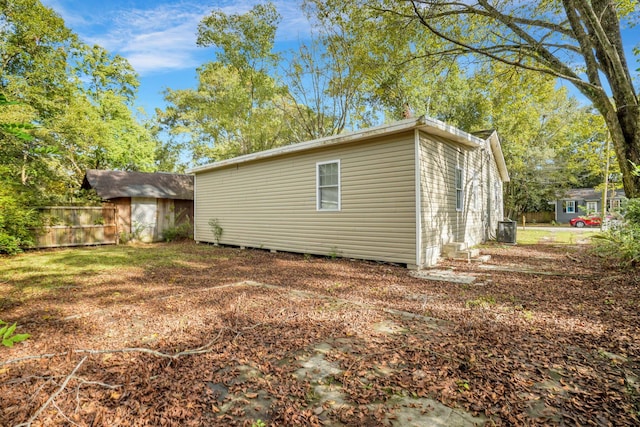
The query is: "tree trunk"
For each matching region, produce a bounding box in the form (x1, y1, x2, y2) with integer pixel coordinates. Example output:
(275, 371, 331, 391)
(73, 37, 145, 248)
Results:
(596, 99, 640, 198)
(403, 0, 640, 197)
(569, 0, 640, 198)
(615, 107, 640, 199)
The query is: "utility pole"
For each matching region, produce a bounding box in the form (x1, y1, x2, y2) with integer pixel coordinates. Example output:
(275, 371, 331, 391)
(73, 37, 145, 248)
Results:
(602, 134, 611, 231)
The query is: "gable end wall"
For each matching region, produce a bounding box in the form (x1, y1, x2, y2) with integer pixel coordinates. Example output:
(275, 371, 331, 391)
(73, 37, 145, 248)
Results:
(418, 132, 503, 265)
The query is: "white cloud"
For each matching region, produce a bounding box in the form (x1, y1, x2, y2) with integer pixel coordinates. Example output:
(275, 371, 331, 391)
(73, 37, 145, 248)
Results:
(41, 0, 313, 76)
(274, 0, 313, 41)
(91, 3, 210, 75)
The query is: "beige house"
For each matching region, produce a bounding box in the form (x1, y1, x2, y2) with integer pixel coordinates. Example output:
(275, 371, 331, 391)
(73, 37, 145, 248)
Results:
(188, 116, 509, 268)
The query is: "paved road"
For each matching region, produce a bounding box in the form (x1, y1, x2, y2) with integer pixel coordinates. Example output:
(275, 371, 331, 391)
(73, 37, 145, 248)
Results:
(519, 226, 601, 233)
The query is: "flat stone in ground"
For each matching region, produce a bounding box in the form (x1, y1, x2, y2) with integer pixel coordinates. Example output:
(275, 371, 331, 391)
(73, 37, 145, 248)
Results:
(410, 269, 476, 284)
(387, 396, 486, 427)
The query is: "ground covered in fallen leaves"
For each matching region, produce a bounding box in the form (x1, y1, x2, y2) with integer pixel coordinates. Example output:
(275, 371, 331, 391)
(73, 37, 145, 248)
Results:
(1, 241, 639, 426)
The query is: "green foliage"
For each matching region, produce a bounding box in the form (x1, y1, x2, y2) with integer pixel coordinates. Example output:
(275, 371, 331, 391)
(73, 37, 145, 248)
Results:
(591, 221, 640, 267)
(466, 296, 496, 308)
(456, 379, 471, 392)
(0, 320, 30, 347)
(0, 94, 34, 141)
(121, 221, 149, 244)
(163, 221, 193, 242)
(623, 198, 640, 225)
(208, 218, 223, 244)
(197, 2, 281, 72)
(592, 198, 640, 266)
(1, 0, 160, 222)
(0, 190, 39, 254)
(251, 420, 266, 427)
(159, 3, 300, 164)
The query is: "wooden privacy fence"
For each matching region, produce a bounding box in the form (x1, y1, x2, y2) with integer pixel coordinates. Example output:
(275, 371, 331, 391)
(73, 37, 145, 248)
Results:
(32, 205, 118, 248)
(519, 211, 555, 224)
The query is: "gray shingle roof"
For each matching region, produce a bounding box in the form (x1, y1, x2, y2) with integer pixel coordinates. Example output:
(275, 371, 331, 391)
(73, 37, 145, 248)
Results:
(560, 188, 626, 201)
(82, 169, 193, 200)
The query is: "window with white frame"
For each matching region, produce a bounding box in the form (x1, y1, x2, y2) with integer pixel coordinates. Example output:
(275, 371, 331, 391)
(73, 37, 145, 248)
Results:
(586, 201, 597, 213)
(494, 181, 501, 212)
(563, 200, 576, 213)
(609, 199, 622, 210)
(455, 167, 464, 211)
(317, 160, 340, 211)
(471, 171, 480, 211)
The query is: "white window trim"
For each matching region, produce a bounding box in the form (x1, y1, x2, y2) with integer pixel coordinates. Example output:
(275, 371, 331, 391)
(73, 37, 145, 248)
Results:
(455, 166, 464, 212)
(316, 160, 341, 211)
(586, 201, 597, 212)
(471, 170, 480, 212)
(565, 200, 576, 213)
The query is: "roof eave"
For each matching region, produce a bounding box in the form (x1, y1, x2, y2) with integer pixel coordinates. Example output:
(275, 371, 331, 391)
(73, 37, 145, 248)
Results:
(187, 115, 485, 174)
(486, 131, 510, 183)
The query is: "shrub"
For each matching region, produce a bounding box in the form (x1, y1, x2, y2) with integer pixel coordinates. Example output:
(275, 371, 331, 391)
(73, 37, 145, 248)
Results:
(592, 199, 640, 267)
(208, 218, 223, 244)
(163, 221, 193, 242)
(623, 198, 640, 225)
(0, 194, 39, 254)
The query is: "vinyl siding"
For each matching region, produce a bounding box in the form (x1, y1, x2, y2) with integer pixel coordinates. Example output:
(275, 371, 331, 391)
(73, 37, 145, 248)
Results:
(486, 145, 504, 238)
(194, 133, 417, 265)
(417, 132, 490, 265)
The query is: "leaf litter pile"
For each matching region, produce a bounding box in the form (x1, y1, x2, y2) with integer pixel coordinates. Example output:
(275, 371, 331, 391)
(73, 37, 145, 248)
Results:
(1, 241, 639, 426)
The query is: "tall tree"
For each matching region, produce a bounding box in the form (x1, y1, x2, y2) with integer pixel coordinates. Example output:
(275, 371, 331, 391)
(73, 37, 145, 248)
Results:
(322, 0, 639, 196)
(281, 36, 364, 140)
(160, 2, 303, 164)
(302, 0, 456, 124)
(1, 0, 157, 195)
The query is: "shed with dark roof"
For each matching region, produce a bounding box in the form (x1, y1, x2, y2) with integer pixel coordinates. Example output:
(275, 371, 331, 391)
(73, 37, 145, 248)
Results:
(82, 170, 194, 242)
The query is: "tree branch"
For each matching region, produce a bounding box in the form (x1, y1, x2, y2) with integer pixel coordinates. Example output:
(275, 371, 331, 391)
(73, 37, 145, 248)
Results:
(1, 327, 227, 368)
(381, 1, 575, 37)
(404, 0, 601, 93)
(15, 356, 88, 427)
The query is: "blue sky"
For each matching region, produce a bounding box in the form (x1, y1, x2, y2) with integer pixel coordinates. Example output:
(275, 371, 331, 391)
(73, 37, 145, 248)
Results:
(41, 0, 639, 117)
(40, 0, 312, 116)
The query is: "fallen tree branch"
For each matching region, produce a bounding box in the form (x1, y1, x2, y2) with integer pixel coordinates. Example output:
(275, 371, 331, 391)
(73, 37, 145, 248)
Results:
(74, 377, 122, 389)
(1, 328, 227, 368)
(16, 355, 88, 427)
(51, 399, 82, 427)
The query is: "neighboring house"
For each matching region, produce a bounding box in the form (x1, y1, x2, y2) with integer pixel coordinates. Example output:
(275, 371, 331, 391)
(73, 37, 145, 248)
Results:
(554, 188, 626, 224)
(81, 169, 194, 242)
(188, 116, 510, 268)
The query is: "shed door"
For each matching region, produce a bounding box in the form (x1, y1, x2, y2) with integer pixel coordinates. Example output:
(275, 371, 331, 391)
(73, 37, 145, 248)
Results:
(131, 197, 157, 243)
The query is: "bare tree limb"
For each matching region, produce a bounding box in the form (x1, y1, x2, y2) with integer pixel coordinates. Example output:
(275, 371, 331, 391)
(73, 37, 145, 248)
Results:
(1, 327, 227, 368)
(15, 355, 88, 427)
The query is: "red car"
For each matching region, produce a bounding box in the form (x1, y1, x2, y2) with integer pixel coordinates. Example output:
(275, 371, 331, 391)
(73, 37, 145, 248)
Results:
(569, 216, 602, 227)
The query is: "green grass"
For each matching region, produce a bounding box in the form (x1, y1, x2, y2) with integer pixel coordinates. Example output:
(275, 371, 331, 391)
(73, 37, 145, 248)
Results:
(0, 243, 224, 295)
(516, 228, 599, 245)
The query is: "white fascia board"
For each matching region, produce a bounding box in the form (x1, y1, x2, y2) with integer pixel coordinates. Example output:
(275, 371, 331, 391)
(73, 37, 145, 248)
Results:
(187, 115, 484, 174)
(486, 131, 510, 183)
(415, 116, 484, 148)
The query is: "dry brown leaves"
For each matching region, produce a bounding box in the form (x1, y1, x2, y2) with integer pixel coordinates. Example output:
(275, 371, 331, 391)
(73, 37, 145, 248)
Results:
(1, 242, 639, 426)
